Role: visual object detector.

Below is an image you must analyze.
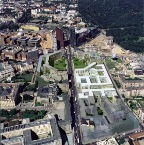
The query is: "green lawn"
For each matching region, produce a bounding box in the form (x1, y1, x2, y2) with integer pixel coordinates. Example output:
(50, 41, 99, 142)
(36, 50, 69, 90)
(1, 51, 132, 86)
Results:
(11, 73, 33, 82)
(108, 97, 113, 103)
(35, 102, 44, 106)
(105, 58, 115, 69)
(24, 84, 36, 92)
(95, 66, 102, 69)
(20, 74, 33, 82)
(36, 76, 49, 87)
(54, 58, 66, 71)
(73, 58, 86, 69)
(116, 58, 123, 63)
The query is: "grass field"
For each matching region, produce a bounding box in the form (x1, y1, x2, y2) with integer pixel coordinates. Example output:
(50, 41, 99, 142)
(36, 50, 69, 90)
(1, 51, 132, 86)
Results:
(105, 58, 115, 69)
(73, 58, 86, 69)
(21, 25, 39, 31)
(54, 58, 66, 71)
(12, 73, 33, 82)
(20, 74, 33, 82)
(36, 76, 49, 87)
(116, 58, 123, 63)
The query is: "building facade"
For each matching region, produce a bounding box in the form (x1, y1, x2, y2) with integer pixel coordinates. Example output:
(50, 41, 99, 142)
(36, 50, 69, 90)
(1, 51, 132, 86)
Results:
(0, 63, 14, 79)
(55, 28, 64, 50)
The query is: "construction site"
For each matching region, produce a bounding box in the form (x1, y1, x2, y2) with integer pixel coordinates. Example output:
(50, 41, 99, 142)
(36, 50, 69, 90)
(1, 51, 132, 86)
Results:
(80, 33, 134, 58)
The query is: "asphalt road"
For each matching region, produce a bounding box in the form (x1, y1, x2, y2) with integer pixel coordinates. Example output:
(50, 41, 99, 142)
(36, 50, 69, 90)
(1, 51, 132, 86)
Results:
(64, 46, 82, 145)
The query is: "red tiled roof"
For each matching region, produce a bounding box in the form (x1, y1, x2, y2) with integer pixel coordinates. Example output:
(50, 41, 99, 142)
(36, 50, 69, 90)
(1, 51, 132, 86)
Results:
(129, 132, 144, 140)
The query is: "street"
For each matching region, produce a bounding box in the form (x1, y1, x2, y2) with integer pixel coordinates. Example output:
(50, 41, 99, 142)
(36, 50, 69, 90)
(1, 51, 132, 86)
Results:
(64, 45, 82, 145)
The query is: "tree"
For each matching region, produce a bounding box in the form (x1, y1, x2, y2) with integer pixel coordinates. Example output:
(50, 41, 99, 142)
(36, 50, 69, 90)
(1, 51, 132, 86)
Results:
(0, 109, 8, 116)
(9, 109, 16, 116)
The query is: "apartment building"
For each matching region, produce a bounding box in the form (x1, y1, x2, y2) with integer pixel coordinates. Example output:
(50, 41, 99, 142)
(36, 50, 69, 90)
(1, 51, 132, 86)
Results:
(118, 74, 144, 88)
(0, 118, 62, 145)
(118, 74, 144, 97)
(125, 86, 144, 97)
(17, 48, 39, 61)
(1, 46, 22, 60)
(0, 84, 20, 109)
(0, 63, 14, 79)
(14, 61, 33, 73)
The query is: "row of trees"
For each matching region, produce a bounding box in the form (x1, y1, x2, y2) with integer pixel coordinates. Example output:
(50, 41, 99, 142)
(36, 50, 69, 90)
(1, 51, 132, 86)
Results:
(24, 110, 46, 121)
(0, 109, 17, 118)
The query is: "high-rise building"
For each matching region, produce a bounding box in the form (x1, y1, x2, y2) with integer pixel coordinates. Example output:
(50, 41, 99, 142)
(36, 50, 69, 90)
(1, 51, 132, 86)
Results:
(55, 28, 64, 50)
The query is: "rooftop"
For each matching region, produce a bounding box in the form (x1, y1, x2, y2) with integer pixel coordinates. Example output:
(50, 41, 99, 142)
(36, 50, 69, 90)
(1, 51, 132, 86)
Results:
(74, 63, 139, 144)
(2, 46, 22, 54)
(0, 118, 61, 145)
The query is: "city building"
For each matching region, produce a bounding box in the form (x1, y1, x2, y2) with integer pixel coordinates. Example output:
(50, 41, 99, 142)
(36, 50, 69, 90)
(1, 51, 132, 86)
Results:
(0, 63, 14, 79)
(37, 83, 73, 145)
(37, 83, 58, 105)
(17, 48, 39, 61)
(0, 83, 20, 109)
(1, 46, 22, 60)
(134, 68, 144, 75)
(125, 86, 144, 97)
(17, 36, 29, 46)
(70, 27, 99, 47)
(43, 33, 53, 49)
(27, 37, 41, 47)
(74, 63, 114, 99)
(55, 28, 64, 50)
(129, 132, 144, 145)
(118, 74, 144, 97)
(14, 61, 33, 73)
(74, 63, 140, 144)
(0, 117, 62, 145)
